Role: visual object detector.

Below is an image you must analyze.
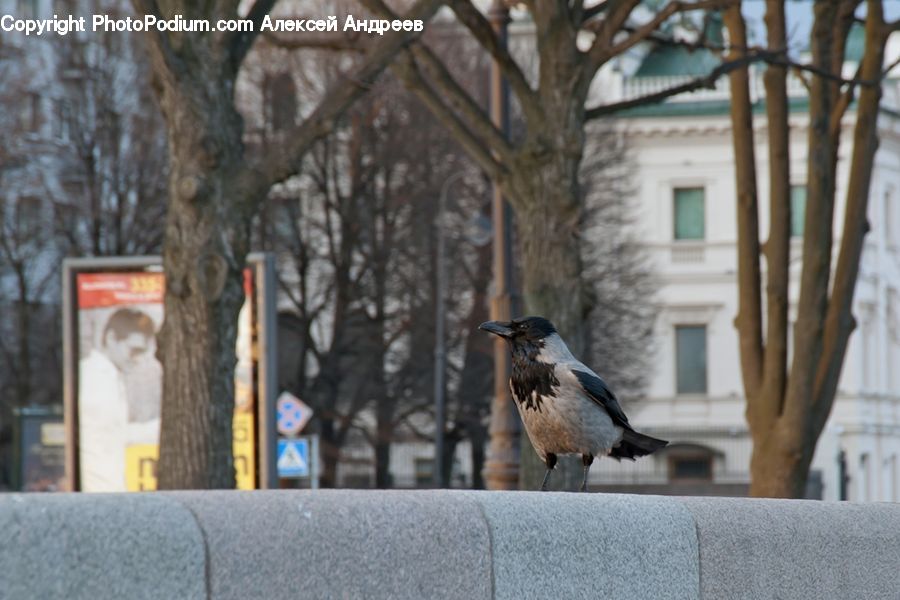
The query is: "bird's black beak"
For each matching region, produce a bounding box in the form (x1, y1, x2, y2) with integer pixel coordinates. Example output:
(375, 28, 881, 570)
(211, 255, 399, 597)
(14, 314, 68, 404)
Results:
(479, 320, 514, 338)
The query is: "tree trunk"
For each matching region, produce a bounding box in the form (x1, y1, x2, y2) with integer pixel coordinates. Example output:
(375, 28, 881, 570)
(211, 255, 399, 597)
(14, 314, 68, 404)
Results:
(748, 419, 814, 498)
(735, 0, 888, 497)
(509, 155, 587, 348)
(14, 269, 32, 406)
(469, 423, 486, 489)
(319, 418, 339, 488)
(508, 157, 588, 491)
(374, 397, 393, 488)
(153, 71, 250, 489)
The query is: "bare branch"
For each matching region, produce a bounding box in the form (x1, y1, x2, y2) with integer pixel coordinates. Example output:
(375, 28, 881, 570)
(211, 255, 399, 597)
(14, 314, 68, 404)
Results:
(357, 0, 515, 165)
(758, 0, 791, 427)
(389, 51, 508, 183)
(782, 0, 841, 430)
(724, 3, 763, 400)
(581, 0, 619, 24)
(130, 0, 185, 84)
(247, 0, 443, 191)
(813, 0, 889, 433)
(830, 61, 864, 138)
(590, 0, 641, 45)
(584, 53, 761, 119)
(445, 0, 543, 124)
(588, 0, 737, 70)
(406, 43, 514, 163)
(228, 0, 278, 68)
(262, 31, 365, 52)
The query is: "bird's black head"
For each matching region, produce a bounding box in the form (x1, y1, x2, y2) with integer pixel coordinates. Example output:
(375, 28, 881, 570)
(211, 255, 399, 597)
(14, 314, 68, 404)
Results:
(478, 316, 557, 346)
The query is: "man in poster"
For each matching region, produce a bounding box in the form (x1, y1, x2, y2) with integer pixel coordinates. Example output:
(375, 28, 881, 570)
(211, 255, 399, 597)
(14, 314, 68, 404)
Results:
(74, 268, 257, 491)
(77, 274, 163, 492)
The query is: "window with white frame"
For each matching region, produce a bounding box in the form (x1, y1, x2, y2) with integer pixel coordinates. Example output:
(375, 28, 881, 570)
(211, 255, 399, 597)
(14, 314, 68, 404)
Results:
(673, 187, 705, 240)
(675, 324, 707, 394)
(790, 185, 806, 238)
(884, 187, 896, 247)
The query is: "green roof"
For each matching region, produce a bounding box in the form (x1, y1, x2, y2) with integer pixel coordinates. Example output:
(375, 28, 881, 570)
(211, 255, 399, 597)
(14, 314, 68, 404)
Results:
(619, 97, 811, 118)
(634, 45, 721, 77)
(634, 13, 724, 77)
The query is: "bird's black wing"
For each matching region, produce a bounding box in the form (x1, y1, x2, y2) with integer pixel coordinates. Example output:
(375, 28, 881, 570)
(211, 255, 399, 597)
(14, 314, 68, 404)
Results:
(573, 369, 633, 431)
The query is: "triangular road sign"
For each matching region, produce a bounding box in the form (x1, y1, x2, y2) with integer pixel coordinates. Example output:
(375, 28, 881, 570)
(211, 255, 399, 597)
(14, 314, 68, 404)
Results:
(277, 439, 309, 477)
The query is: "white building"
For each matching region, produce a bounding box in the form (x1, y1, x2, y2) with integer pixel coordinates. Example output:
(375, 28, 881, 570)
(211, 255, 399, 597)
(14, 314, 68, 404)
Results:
(591, 29, 900, 501)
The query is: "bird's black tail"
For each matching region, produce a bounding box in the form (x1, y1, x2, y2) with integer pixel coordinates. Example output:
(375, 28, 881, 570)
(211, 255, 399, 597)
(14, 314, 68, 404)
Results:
(609, 430, 668, 461)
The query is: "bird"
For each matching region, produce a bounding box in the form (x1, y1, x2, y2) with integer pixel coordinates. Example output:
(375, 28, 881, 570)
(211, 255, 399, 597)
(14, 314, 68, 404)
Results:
(479, 316, 667, 492)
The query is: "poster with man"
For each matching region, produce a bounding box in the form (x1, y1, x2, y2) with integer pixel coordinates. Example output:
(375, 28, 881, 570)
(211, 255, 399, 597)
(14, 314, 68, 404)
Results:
(76, 273, 164, 491)
(74, 270, 257, 491)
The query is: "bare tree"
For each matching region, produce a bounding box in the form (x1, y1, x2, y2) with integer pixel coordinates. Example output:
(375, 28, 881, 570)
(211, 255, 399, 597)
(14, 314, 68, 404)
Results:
(257, 55, 494, 487)
(56, 7, 168, 257)
(358, 0, 743, 355)
(0, 37, 66, 489)
(581, 123, 655, 397)
(349, 0, 752, 487)
(130, 0, 442, 488)
(0, 4, 171, 488)
(725, 0, 893, 497)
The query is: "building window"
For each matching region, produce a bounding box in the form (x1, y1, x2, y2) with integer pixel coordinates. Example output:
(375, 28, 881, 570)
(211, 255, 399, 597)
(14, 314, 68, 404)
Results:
(669, 456, 713, 481)
(53, 201, 79, 236)
(673, 187, 705, 240)
(19, 93, 42, 132)
(53, 99, 71, 140)
(791, 185, 806, 237)
(667, 444, 715, 482)
(18, 0, 38, 19)
(264, 73, 297, 132)
(16, 196, 42, 232)
(675, 325, 707, 394)
(414, 458, 434, 488)
(884, 188, 895, 246)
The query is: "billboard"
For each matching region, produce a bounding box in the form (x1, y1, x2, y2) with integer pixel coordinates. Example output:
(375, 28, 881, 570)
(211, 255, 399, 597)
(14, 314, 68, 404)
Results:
(63, 255, 277, 491)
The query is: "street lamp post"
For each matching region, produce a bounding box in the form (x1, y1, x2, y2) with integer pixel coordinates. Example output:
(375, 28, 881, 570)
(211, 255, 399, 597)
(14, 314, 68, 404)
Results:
(433, 171, 468, 488)
(482, 0, 521, 491)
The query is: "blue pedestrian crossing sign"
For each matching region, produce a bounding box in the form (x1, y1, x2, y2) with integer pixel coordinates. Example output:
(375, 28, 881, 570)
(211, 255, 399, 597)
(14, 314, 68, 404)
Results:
(277, 438, 310, 478)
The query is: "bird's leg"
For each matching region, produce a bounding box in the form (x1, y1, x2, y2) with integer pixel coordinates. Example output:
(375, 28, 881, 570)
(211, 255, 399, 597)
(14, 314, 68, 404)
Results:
(540, 453, 557, 491)
(540, 469, 551, 492)
(580, 454, 594, 493)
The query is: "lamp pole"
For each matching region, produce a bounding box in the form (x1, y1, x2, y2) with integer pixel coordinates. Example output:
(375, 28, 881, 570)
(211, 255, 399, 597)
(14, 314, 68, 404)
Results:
(482, 0, 520, 491)
(433, 171, 467, 488)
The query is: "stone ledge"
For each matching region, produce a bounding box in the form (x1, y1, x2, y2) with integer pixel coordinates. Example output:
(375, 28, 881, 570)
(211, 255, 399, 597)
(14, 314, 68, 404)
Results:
(171, 490, 493, 600)
(678, 497, 900, 600)
(0, 493, 206, 600)
(1, 490, 898, 600)
(464, 491, 699, 600)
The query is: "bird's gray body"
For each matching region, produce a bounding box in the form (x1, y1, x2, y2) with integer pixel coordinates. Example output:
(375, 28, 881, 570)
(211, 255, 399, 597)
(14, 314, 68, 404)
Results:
(512, 333, 624, 462)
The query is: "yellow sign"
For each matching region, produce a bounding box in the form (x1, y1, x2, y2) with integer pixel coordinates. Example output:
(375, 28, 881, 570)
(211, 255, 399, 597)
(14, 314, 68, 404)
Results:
(233, 412, 256, 490)
(126, 444, 159, 491)
(124, 411, 256, 491)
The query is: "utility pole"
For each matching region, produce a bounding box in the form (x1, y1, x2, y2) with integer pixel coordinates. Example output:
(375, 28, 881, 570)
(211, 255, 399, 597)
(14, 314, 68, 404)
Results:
(482, 0, 520, 491)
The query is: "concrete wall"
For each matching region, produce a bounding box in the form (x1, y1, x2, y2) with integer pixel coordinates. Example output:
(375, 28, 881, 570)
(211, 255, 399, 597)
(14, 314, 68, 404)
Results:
(1, 490, 898, 599)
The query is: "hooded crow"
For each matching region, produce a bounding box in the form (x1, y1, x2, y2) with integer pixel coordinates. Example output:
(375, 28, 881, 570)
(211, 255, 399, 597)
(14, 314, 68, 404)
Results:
(480, 316, 667, 492)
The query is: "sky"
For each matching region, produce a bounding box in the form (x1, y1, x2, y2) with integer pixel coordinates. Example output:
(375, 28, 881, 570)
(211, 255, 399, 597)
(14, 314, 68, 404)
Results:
(742, 1, 900, 49)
